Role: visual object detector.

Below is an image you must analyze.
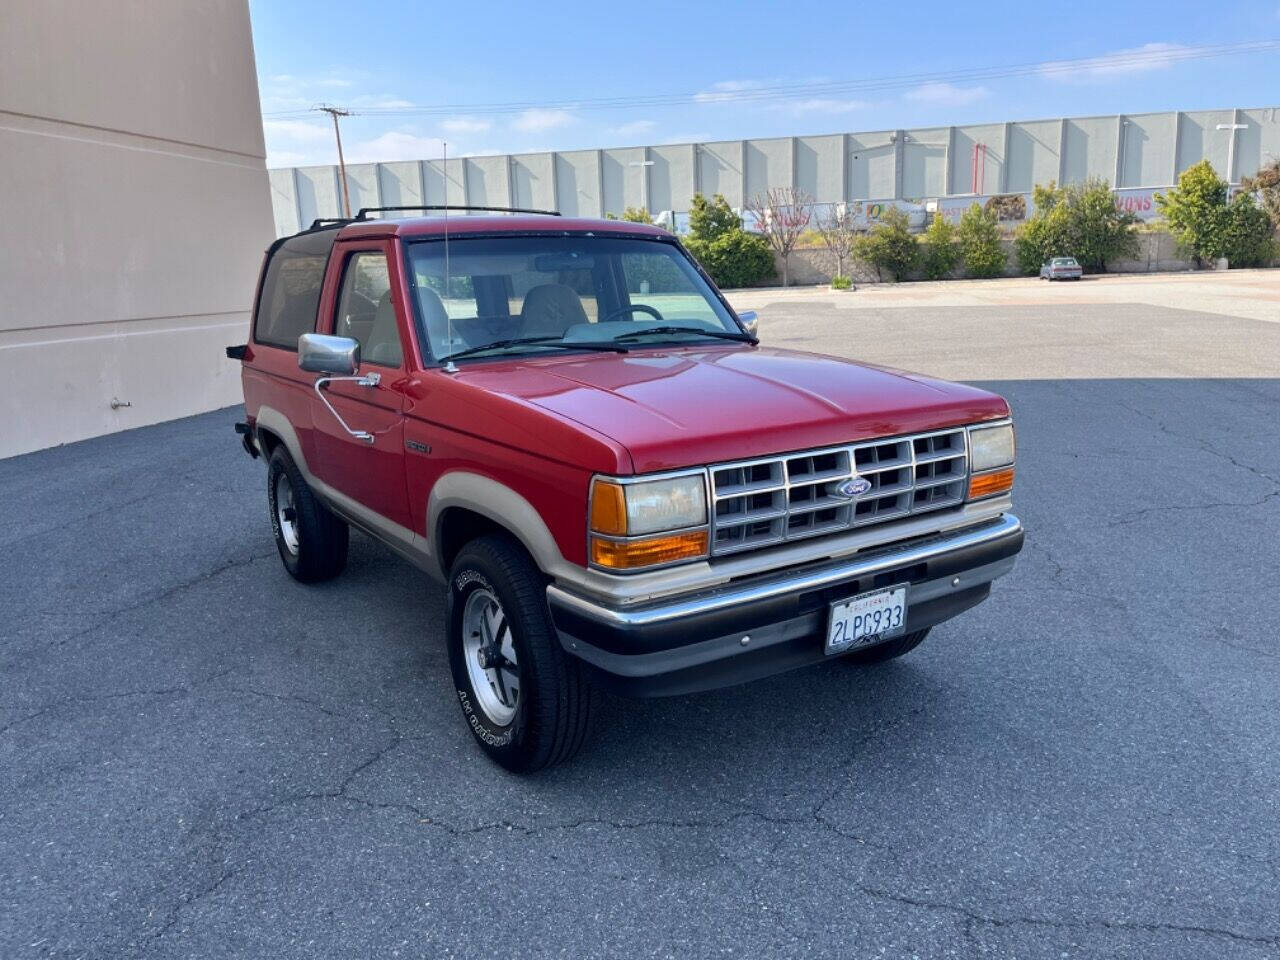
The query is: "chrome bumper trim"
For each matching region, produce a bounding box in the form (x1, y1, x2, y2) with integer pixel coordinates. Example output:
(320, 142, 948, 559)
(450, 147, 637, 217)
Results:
(547, 513, 1022, 629)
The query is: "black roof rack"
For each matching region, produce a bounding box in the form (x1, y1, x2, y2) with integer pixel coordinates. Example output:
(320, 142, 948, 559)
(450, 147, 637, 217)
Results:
(354, 204, 561, 220)
(308, 217, 353, 230)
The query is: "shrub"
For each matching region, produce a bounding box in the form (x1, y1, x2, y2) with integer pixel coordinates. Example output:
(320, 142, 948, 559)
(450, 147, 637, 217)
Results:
(1014, 179, 1138, 274)
(688, 193, 741, 242)
(685, 230, 775, 288)
(1241, 158, 1280, 230)
(620, 206, 655, 224)
(1221, 192, 1278, 267)
(855, 208, 917, 281)
(1156, 161, 1230, 265)
(1158, 161, 1278, 267)
(831, 275, 853, 290)
(920, 215, 960, 280)
(683, 193, 775, 287)
(955, 204, 1006, 278)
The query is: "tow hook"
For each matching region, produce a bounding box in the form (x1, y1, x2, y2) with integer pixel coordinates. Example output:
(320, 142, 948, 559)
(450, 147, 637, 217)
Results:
(234, 421, 260, 460)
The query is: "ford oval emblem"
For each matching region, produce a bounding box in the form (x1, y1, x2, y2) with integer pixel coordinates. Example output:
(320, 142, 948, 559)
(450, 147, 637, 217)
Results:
(833, 476, 872, 499)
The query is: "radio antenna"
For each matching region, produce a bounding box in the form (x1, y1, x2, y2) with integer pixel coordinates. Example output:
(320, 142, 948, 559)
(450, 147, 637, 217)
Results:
(441, 141, 458, 373)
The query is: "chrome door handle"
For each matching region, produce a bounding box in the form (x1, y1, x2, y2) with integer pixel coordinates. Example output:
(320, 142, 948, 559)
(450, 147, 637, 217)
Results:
(313, 372, 380, 444)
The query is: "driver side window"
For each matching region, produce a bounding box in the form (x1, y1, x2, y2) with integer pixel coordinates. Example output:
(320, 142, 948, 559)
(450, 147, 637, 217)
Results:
(620, 253, 718, 326)
(335, 252, 401, 368)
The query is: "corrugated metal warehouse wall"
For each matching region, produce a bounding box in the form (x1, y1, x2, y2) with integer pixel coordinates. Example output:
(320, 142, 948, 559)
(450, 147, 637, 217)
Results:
(269, 107, 1280, 234)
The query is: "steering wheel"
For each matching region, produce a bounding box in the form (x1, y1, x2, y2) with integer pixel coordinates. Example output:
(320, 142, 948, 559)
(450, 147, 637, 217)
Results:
(599, 303, 664, 325)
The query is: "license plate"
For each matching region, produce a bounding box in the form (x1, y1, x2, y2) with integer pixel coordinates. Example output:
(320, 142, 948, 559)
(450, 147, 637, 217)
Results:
(825, 586, 908, 655)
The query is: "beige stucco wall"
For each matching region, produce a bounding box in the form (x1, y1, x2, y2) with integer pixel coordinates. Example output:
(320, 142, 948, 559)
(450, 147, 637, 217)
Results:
(0, 0, 274, 458)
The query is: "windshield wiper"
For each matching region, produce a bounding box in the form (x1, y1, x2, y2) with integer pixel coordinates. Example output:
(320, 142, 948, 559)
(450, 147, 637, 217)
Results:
(438, 336, 629, 364)
(613, 325, 756, 344)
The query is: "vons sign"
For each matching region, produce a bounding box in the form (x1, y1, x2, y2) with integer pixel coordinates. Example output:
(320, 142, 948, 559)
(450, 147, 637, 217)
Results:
(1112, 187, 1164, 221)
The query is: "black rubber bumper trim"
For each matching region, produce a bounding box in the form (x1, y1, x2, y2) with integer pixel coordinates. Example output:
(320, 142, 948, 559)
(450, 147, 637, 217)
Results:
(549, 521, 1024, 658)
(573, 584, 991, 698)
(234, 421, 260, 460)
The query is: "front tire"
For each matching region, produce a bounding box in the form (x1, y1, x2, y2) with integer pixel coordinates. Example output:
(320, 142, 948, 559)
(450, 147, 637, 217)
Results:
(842, 628, 931, 665)
(266, 446, 348, 583)
(446, 535, 596, 772)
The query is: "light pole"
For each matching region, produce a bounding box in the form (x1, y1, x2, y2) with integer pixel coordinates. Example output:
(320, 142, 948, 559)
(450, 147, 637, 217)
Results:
(630, 158, 654, 215)
(1216, 121, 1248, 187)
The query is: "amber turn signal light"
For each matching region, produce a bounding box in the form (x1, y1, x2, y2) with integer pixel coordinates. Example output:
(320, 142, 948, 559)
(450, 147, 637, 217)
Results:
(589, 480, 628, 536)
(590, 531, 709, 570)
(968, 467, 1015, 500)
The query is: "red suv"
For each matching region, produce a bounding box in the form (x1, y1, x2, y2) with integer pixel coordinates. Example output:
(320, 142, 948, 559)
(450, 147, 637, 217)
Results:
(230, 206, 1023, 772)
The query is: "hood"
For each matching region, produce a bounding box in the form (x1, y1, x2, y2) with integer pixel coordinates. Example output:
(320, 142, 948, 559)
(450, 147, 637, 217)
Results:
(451, 345, 1009, 474)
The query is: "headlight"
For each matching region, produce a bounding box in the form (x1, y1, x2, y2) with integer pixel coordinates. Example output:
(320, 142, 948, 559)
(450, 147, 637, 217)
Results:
(966, 421, 1015, 500)
(589, 473, 709, 570)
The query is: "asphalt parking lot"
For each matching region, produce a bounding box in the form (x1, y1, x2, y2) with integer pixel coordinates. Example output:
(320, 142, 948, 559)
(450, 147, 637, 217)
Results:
(3, 272, 1279, 959)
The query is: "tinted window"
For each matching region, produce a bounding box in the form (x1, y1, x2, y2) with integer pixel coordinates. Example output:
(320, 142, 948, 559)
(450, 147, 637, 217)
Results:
(253, 229, 337, 350)
(334, 252, 401, 367)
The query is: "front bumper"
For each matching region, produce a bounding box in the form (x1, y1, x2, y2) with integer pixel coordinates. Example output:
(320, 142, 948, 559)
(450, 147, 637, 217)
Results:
(547, 514, 1023, 697)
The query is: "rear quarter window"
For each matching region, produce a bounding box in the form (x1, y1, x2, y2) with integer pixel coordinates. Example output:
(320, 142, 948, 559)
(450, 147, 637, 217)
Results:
(253, 229, 338, 350)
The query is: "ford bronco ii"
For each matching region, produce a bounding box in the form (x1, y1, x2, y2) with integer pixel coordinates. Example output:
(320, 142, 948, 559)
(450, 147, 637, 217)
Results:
(229, 206, 1023, 772)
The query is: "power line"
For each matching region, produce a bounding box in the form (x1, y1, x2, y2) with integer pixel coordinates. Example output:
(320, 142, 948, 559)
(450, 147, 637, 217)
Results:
(263, 39, 1280, 121)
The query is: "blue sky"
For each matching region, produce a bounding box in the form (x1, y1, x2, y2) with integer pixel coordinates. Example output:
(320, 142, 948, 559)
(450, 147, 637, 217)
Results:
(249, 0, 1280, 168)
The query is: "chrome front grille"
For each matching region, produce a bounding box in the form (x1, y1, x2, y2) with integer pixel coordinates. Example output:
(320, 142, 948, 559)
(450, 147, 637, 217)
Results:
(709, 428, 969, 556)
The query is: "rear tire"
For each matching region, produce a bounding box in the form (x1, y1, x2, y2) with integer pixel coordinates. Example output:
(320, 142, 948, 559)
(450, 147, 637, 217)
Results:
(266, 446, 348, 583)
(446, 535, 596, 772)
(842, 628, 931, 665)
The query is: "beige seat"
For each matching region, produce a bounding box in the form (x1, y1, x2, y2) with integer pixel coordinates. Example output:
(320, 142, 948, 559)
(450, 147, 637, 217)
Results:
(363, 292, 403, 367)
(520, 283, 588, 339)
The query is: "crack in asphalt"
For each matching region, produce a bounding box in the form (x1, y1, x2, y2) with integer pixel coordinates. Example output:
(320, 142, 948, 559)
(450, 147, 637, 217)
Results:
(143, 868, 238, 951)
(32, 549, 274, 651)
(1113, 396, 1280, 488)
(1109, 489, 1280, 526)
(847, 882, 1280, 947)
(0, 668, 238, 738)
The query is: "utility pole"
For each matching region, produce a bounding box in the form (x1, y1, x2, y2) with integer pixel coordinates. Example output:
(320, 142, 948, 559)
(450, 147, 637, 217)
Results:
(316, 104, 353, 217)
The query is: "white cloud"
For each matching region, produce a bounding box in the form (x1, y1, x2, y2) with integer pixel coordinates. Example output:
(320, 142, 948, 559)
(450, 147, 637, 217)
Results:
(1040, 42, 1192, 82)
(512, 108, 577, 132)
(784, 98, 869, 114)
(904, 82, 989, 106)
(694, 79, 764, 103)
(345, 131, 446, 163)
(265, 150, 312, 168)
(262, 119, 331, 142)
(351, 95, 416, 110)
(441, 116, 493, 134)
(609, 119, 657, 137)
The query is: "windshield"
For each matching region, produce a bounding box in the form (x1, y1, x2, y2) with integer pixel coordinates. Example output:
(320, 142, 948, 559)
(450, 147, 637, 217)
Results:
(1052, 258, 1078, 266)
(404, 235, 742, 362)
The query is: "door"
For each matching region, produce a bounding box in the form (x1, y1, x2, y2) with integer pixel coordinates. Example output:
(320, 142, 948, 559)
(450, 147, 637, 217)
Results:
(309, 242, 413, 531)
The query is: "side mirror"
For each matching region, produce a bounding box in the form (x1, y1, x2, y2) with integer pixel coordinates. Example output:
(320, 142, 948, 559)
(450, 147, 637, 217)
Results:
(299, 333, 360, 376)
(738, 310, 759, 337)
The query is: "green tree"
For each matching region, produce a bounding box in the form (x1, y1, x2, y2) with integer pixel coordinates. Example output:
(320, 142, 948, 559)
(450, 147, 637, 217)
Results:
(955, 204, 1007, 278)
(1220, 192, 1278, 267)
(920, 214, 960, 280)
(855, 208, 917, 281)
(1158, 161, 1277, 267)
(620, 206, 655, 224)
(1241, 158, 1280, 230)
(687, 193, 741, 242)
(1014, 179, 1138, 274)
(683, 193, 775, 288)
(1156, 161, 1231, 265)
